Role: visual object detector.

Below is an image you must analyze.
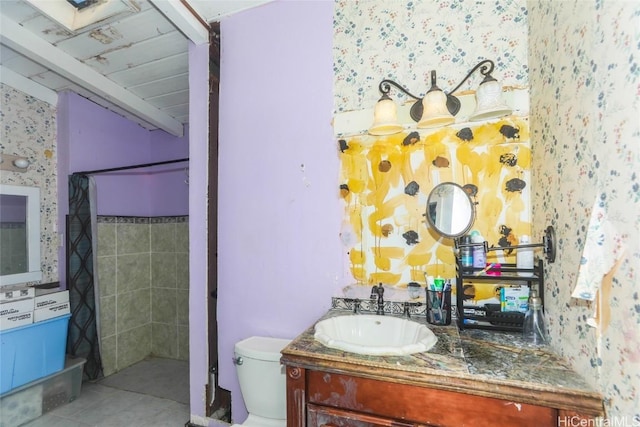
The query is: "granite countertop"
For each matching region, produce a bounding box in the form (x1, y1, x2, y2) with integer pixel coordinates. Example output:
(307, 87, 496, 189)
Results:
(281, 309, 604, 415)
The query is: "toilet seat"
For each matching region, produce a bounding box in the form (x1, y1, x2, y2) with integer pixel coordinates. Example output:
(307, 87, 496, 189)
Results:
(231, 414, 286, 427)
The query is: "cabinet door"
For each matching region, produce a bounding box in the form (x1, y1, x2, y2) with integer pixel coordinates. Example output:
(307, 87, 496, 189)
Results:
(307, 370, 557, 427)
(308, 403, 420, 427)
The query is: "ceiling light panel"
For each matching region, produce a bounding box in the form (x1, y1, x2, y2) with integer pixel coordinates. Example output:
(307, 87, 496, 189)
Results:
(24, 0, 140, 32)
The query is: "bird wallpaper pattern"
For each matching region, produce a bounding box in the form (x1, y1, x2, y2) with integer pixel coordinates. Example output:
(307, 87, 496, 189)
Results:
(338, 118, 531, 286)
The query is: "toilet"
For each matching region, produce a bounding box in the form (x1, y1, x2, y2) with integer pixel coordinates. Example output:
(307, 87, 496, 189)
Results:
(233, 336, 292, 427)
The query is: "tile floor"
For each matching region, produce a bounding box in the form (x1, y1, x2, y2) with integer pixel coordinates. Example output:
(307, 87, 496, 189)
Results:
(22, 358, 191, 427)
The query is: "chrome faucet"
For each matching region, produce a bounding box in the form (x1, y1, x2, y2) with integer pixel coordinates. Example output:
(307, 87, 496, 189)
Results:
(371, 283, 385, 315)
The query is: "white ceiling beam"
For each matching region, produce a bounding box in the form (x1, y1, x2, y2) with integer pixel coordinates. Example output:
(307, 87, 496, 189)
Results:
(0, 16, 184, 137)
(0, 65, 58, 105)
(149, 0, 209, 45)
(186, 1, 274, 21)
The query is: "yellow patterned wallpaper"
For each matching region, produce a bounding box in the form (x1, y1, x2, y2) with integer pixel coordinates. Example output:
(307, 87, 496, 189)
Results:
(339, 117, 531, 287)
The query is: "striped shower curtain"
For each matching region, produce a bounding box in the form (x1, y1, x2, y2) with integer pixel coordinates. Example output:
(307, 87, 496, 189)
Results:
(66, 174, 103, 380)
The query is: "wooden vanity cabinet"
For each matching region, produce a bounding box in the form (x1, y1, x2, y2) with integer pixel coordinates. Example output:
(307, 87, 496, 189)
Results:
(285, 365, 598, 427)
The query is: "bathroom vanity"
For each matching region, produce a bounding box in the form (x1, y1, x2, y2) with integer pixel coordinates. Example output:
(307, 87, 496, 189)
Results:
(281, 311, 604, 427)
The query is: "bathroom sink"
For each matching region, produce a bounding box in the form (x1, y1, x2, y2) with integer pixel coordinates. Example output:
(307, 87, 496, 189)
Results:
(314, 315, 437, 356)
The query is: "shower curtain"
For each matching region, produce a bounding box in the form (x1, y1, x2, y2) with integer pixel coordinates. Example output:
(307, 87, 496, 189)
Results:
(66, 174, 103, 380)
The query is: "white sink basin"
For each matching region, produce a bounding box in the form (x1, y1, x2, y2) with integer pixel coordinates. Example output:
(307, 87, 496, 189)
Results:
(314, 315, 437, 356)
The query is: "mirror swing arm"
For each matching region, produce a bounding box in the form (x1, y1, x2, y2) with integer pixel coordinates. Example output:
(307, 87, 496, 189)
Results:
(454, 225, 556, 264)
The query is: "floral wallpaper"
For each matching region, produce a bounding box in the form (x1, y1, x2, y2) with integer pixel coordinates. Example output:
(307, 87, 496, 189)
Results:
(529, 0, 640, 418)
(333, 0, 639, 419)
(0, 84, 58, 285)
(333, 0, 529, 113)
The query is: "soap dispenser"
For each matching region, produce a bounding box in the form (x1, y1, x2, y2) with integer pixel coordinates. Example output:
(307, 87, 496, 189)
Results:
(522, 290, 548, 345)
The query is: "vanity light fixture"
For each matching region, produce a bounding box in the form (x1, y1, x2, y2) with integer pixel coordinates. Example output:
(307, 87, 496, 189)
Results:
(0, 153, 31, 172)
(369, 59, 512, 136)
(13, 158, 30, 169)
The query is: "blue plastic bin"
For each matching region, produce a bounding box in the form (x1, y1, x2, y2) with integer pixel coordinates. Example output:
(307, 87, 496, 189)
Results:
(0, 314, 70, 395)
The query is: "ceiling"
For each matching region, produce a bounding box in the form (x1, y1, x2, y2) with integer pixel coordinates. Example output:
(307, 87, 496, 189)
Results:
(0, 0, 272, 137)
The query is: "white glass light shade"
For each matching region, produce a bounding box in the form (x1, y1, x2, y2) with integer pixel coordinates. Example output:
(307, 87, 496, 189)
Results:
(12, 158, 30, 169)
(469, 79, 512, 121)
(369, 96, 403, 136)
(417, 90, 455, 129)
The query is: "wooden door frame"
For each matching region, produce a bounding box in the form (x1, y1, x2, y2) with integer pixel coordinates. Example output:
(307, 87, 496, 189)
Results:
(205, 22, 229, 418)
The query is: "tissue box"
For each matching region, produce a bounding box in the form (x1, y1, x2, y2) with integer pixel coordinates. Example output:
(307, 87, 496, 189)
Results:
(0, 314, 71, 394)
(34, 302, 70, 322)
(0, 311, 33, 331)
(500, 286, 529, 313)
(0, 285, 35, 302)
(34, 290, 69, 310)
(0, 298, 34, 317)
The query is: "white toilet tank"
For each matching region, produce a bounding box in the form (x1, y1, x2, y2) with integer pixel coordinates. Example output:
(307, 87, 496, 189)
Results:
(234, 336, 291, 421)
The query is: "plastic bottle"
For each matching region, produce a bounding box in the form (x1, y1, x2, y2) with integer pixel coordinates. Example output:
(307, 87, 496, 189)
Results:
(522, 290, 548, 345)
(516, 235, 534, 276)
(470, 230, 486, 269)
(459, 235, 473, 268)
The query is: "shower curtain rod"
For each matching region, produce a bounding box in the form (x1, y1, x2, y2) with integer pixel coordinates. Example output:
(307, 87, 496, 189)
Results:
(74, 158, 189, 176)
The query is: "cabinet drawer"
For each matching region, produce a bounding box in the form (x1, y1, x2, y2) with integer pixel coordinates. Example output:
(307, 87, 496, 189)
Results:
(307, 371, 556, 427)
(308, 403, 415, 427)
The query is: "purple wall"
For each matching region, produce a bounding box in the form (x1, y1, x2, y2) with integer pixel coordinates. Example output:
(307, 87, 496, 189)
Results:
(58, 92, 188, 216)
(57, 2, 342, 424)
(217, 1, 343, 423)
(56, 92, 189, 285)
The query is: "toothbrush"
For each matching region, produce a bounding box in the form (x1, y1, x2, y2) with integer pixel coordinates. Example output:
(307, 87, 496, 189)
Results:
(475, 263, 496, 276)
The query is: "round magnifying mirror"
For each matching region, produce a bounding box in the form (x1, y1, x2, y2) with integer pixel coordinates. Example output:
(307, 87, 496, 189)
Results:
(425, 182, 475, 238)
